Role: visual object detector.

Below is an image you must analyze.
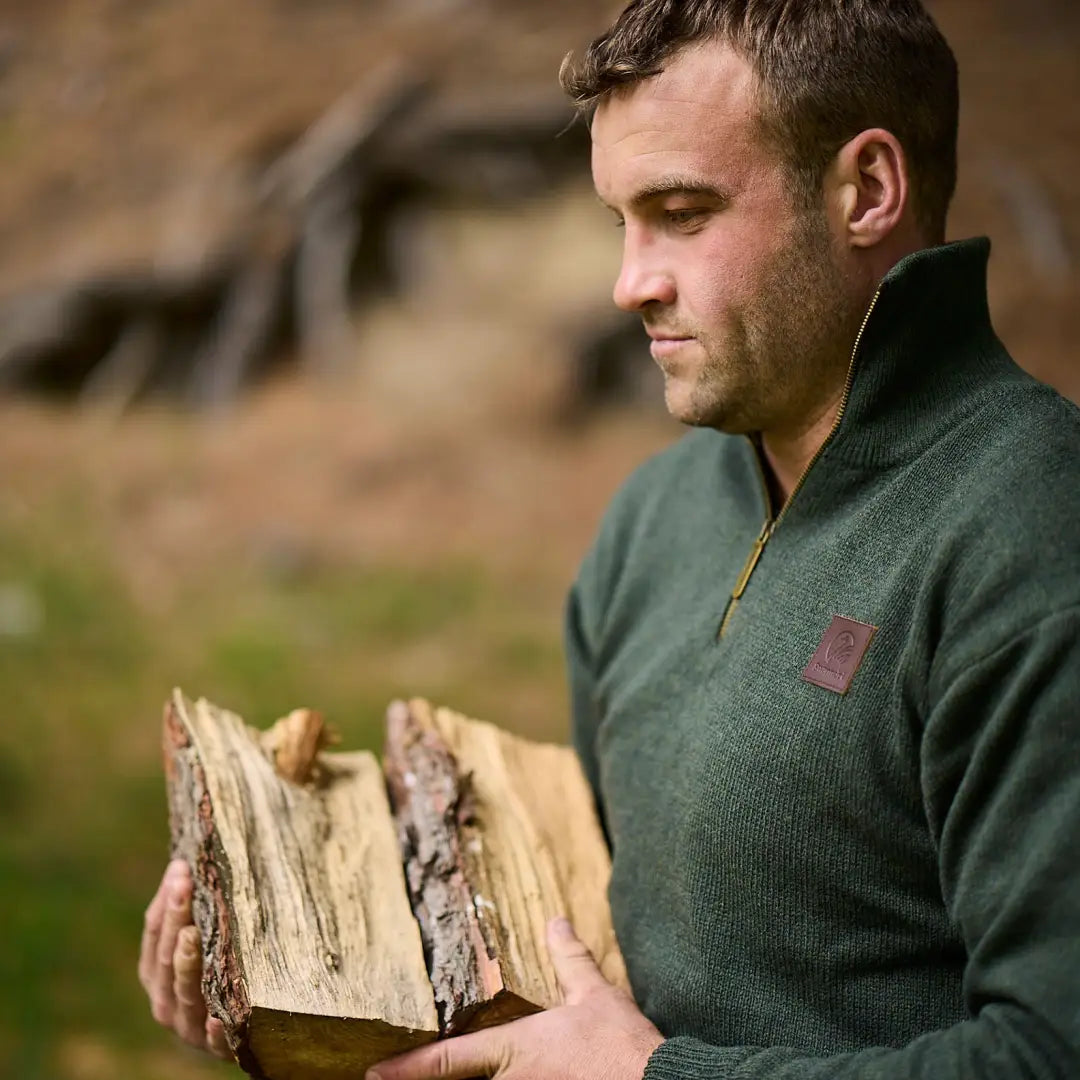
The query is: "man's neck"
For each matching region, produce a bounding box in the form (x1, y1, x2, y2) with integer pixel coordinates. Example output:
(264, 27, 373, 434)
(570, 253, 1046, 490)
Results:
(754, 257, 903, 510)
(759, 391, 845, 512)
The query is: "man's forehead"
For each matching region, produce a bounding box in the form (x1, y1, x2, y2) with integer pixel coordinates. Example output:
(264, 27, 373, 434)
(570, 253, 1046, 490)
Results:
(590, 43, 757, 152)
(590, 43, 759, 202)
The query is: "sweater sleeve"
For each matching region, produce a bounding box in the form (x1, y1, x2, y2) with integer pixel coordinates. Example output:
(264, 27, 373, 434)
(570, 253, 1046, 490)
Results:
(643, 607, 1080, 1080)
(565, 563, 610, 846)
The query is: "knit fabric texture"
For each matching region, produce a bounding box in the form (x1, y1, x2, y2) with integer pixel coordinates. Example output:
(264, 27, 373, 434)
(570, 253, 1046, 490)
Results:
(565, 238, 1080, 1078)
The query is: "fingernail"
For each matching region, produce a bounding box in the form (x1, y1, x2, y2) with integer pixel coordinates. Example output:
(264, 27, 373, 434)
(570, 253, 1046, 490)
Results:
(365, 1071, 382, 1080)
(548, 916, 573, 941)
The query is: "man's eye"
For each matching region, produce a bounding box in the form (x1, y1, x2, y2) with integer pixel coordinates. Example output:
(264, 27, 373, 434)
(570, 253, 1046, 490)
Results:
(666, 209, 706, 229)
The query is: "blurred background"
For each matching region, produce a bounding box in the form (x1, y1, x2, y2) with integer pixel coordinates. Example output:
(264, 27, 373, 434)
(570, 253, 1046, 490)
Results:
(0, 1, 1076, 1077)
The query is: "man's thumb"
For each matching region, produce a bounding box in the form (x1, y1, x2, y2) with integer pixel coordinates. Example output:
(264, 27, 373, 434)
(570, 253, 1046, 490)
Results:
(546, 917, 609, 1005)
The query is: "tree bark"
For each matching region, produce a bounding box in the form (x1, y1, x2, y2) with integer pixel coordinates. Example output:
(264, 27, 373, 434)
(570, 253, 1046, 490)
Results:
(383, 698, 627, 1036)
(163, 690, 625, 1077)
(163, 691, 439, 1080)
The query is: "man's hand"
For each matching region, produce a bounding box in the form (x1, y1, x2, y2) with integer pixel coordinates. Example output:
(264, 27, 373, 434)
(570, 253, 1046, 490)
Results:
(366, 917, 664, 1080)
(138, 859, 233, 1061)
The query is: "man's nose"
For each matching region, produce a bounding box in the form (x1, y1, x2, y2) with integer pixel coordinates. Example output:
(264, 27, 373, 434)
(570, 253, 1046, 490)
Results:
(612, 235, 677, 312)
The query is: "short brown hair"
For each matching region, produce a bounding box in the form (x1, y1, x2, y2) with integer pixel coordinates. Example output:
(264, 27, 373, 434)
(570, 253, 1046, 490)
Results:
(561, 0, 959, 242)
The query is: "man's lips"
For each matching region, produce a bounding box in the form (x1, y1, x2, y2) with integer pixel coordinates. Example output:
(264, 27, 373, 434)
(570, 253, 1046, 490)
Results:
(647, 333, 695, 360)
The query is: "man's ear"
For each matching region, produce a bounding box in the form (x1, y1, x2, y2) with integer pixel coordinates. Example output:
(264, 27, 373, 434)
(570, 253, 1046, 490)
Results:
(828, 128, 910, 249)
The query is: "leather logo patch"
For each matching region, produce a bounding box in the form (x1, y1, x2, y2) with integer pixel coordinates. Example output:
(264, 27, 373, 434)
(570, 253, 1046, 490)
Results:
(801, 616, 877, 694)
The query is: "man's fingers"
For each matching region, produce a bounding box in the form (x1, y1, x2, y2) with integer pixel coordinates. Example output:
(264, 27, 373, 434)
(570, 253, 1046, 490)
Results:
(546, 917, 610, 1006)
(138, 871, 171, 993)
(366, 1029, 504, 1080)
(155, 862, 192, 969)
(173, 926, 204, 1007)
(172, 925, 208, 1046)
(151, 861, 192, 1023)
(206, 1017, 233, 1061)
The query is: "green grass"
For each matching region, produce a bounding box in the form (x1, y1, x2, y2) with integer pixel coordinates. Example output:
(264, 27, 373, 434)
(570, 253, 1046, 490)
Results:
(0, 518, 569, 1079)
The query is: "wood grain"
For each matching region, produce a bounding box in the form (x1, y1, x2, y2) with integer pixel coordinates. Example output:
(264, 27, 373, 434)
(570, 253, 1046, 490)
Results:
(163, 690, 624, 1075)
(164, 690, 438, 1079)
(384, 698, 626, 1036)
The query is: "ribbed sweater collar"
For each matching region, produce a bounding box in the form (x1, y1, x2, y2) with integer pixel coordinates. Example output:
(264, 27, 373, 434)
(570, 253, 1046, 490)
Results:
(822, 236, 1012, 471)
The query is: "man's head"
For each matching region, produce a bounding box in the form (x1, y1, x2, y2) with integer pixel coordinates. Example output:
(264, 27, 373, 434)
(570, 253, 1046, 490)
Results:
(562, 1, 959, 436)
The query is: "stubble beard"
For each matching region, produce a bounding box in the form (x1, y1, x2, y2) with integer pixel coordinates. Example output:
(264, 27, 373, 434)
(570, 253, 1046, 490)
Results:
(674, 211, 861, 435)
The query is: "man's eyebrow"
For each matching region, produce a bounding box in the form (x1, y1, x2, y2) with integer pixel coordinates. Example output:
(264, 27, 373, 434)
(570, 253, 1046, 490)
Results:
(597, 177, 730, 214)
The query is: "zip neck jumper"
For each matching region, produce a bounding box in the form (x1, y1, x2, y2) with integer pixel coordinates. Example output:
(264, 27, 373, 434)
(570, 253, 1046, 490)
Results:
(565, 239, 1080, 1078)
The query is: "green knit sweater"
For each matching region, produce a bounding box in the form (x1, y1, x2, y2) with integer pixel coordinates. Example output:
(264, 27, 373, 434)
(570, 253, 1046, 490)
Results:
(565, 238, 1080, 1078)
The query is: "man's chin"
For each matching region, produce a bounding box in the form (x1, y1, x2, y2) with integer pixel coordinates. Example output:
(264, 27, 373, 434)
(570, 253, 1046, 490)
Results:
(663, 378, 741, 431)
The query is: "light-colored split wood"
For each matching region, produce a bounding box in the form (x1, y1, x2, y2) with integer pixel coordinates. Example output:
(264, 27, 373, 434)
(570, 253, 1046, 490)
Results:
(164, 690, 438, 1080)
(164, 689, 624, 1078)
(384, 698, 626, 1035)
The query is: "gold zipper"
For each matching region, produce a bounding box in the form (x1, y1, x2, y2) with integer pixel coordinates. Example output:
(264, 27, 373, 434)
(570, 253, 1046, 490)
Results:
(717, 285, 884, 639)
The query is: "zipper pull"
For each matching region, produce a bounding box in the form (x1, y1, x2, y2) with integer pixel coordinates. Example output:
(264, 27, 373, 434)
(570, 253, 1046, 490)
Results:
(731, 521, 772, 600)
(718, 520, 773, 639)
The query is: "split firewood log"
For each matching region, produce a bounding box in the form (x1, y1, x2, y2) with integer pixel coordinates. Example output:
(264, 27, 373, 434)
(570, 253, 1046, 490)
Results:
(164, 692, 439, 1079)
(383, 698, 626, 1035)
(162, 690, 624, 1079)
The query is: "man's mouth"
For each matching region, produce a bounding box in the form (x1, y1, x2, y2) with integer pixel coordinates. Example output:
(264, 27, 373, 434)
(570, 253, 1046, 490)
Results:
(647, 333, 695, 360)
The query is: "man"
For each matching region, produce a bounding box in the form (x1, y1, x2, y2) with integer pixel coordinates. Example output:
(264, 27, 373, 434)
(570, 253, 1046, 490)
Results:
(140, 1, 1080, 1077)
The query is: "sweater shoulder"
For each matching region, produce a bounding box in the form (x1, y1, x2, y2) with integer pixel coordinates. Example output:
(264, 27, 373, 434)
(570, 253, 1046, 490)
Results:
(925, 372, 1080, 675)
(572, 428, 756, 620)
(948, 370, 1080, 536)
(593, 427, 759, 556)
(973, 361, 1079, 461)
(607, 427, 737, 515)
